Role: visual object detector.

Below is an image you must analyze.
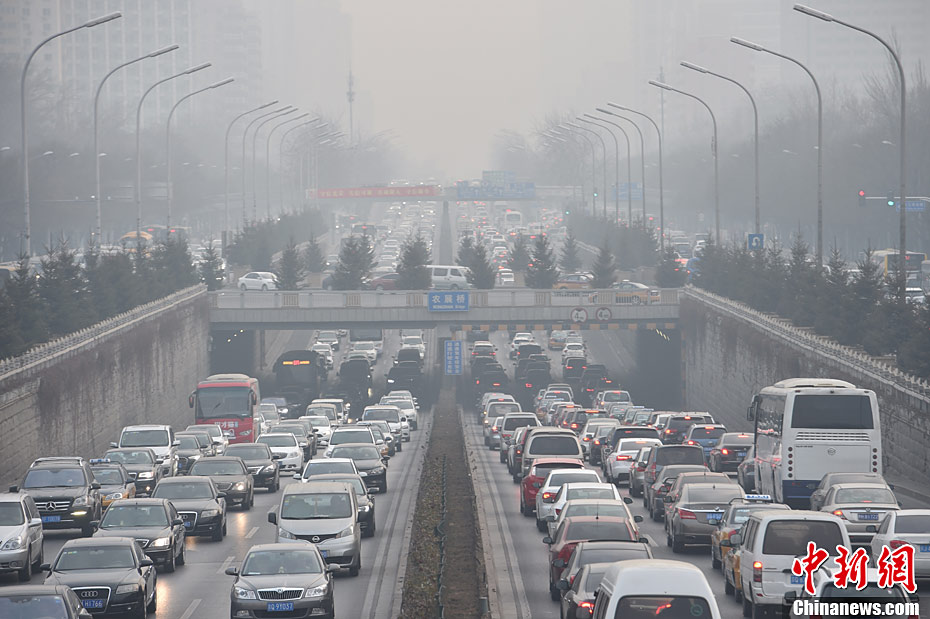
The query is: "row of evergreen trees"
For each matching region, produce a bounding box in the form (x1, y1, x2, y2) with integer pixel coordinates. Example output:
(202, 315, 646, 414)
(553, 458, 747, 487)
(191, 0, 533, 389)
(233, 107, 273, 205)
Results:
(0, 238, 220, 360)
(692, 238, 930, 378)
(225, 209, 328, 272)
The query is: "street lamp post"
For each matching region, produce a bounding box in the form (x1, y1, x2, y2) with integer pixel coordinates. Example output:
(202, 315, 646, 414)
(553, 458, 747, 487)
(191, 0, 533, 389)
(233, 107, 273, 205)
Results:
(223, 100, 278, 242)
(136, 62, 211, 242)
(556, 126, 596, 216)
(266, 114, 313, 218)
(241, 105, 292, 225)
(567, 122, 608, 220)
(279, 120, 321, 212)
(583, 113, 631, 227)
(165, 78, 234, 233)
(607, 103, 665, 249)
(794, 3, 907, 294)
(310, 132, 342, 205)
(94, 45, 178, 244)
(596, 108, 646, 229)
(648, 82, 720, 244)
(252, 108, 298, 221)
(20, 11, 121, 255)
(681, 61, 761, 235)
(732, 36, 822, 266)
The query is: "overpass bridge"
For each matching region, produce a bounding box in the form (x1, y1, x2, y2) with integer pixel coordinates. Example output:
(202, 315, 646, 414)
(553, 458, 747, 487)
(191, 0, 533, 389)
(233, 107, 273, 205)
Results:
(208, 289, 680, 331)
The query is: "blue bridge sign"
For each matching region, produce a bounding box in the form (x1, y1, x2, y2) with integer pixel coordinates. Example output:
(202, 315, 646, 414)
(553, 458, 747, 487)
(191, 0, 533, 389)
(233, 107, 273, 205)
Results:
(444, 341, 463, 375)
(428, 291, 469, 312)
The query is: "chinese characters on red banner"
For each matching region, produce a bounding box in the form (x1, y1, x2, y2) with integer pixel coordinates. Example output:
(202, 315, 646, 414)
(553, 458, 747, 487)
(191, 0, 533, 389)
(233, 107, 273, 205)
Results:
(791, 542, 916, 595)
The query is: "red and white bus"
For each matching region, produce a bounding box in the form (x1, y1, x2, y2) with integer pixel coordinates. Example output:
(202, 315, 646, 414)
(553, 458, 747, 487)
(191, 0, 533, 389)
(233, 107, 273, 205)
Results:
(189, 374, 260, 444)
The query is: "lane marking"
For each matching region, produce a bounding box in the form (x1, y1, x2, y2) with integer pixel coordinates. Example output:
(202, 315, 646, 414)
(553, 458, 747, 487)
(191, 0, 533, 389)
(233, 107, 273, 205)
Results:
(244, 526, 259, 539)
(216, 554, 236, 575)
(178, 599, 202, 619)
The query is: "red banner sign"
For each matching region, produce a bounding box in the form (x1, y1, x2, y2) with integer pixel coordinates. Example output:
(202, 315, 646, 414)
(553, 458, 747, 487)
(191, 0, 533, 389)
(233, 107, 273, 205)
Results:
(307, 186, 442, 200)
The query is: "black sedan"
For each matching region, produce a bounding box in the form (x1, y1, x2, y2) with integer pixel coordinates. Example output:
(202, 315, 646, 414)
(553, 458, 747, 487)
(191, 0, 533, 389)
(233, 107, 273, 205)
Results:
(150, 476, 227, 541)
(0, 584, 94, 619)
(226, 543, 335, 619)
(327, 444, 388, 493)
(312, 473, 377, 537)
(42, 537, 157, 617)
(558, 562, 612, 619)
(189, 456, 254, 510)
(93, 498, 186, 573)
(173, 433, 211, 475)
(224, 443, 281, 491)
(103, 448, 162, 497)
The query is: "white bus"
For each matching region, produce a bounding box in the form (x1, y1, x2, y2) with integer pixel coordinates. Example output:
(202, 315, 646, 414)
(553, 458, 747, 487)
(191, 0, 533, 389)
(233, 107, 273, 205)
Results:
(747, 378, 881, 507)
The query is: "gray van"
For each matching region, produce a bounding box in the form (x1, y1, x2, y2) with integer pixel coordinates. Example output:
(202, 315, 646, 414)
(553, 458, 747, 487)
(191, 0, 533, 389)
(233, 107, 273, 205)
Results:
(521, 428, 583, 479)
(268, 482, 362, 576)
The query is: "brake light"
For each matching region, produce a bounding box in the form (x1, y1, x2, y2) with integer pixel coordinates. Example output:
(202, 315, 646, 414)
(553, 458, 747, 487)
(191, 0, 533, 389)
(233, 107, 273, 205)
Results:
(492, 426, 498, 432)
(516, 449, 521, 454)
(721, 448, 729, 455)
(583, 436, 591, 442)
(687, 440, 695, 445)
(889, 539, 907, 549)
(555, 508, 562, 515)
(616, 454, 632, 461)
(753, 561, 762, 583)
(833, 510, 846, 520)
(476, 379, 480, 385)
(571, 423, 578, 429)
(542, 492, 553, 500)
(593, 439, 600, 446)
(665, 429, 671, 434)
(492, 383, 501, 387)
(586, 388, 593, 392)
(525, 383, 532, 388)
(678, 508, 696, 519)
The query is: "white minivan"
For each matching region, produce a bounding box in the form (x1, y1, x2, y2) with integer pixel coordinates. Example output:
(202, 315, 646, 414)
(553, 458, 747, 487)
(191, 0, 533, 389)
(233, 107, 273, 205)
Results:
(429, 265, 470, 290)
(726, 509, 850, 618)
(590, 559, 721, 619)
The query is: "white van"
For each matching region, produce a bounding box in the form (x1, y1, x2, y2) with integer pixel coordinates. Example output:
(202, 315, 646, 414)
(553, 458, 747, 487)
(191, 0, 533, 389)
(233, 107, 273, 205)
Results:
(590, 559, 721, 619)
(429, 265, 470, 290)
(726, 509, 850, 618)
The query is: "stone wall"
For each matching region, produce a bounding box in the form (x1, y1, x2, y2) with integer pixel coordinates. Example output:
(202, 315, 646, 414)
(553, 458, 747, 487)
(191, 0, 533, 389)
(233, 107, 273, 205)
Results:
(681, 288, 930, 486)
(0, 287, 209, 485)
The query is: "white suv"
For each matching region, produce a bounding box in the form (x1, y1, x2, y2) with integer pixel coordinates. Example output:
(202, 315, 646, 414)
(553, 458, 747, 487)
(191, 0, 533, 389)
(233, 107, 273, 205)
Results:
(238, 271, 277, 291)
(112, 425, 178, 476)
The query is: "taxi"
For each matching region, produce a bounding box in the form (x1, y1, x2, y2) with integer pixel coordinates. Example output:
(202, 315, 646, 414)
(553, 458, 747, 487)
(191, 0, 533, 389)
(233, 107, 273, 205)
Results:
(548, 330, 569, 350)
(710, 495, 788, 572)
(89, 459, 137, 509)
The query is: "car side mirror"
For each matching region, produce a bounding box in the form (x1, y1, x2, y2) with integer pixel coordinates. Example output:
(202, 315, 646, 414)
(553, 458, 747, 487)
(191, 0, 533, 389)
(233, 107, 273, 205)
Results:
(172, 518, 184, 526)
(90, 482, 101, 490)
(79, 608, 94, 619)
(729, 533, 742, 546)
(326, 563, 340, 573)
(556, 579, 570, 591)
(8, 485, 18, 492)
(217, 492, 227, 498)
(623, 497, 633, 504)
(663, 495, 673, 503)
(784, 592, 798, 604)
(40, 563, 51, 571)
(225, 566, 239, 575)
(268, 511, 277, 525)
(293, 473, 301, 480)
(140, 558, 154, 567)
(552, 558, 566, 568)
(382, 457, 389, 465)
(89, 520, 100, 529)
(110, 442, 119, 448)
(542, 536, 553, 545)
(634, 515, 643, 523)
(545, 515, 556, 522)
(172, 440, 181, 447)
(29, 517, 42, 527)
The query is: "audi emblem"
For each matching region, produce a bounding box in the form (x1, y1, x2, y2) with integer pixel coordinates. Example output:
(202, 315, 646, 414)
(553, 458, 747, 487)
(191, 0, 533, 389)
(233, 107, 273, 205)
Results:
(80, 591, 99, 598)
(311, 536, 320, 543)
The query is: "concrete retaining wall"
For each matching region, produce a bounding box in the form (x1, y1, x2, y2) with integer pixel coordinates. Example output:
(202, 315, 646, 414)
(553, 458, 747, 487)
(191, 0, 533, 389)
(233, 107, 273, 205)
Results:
(0, 286, 209, 485)
(681, 287, 930, 486)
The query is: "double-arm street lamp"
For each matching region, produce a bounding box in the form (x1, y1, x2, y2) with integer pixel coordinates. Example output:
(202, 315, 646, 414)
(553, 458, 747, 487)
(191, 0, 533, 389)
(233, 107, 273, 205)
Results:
(555, 125, 596, 216)
(596, 108, 646, 228)
(223, 100, 278, 238)
(252, 108, 298, 222)
(582, 114, 629, 226)
(241, 105, 292, 224)
(266, 113, 315, 218)
(567, 121, 608, 220)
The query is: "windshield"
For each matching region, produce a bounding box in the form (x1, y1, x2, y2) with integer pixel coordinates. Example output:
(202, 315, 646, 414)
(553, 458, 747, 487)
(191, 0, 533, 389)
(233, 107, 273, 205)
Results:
(603, 392, 629, 402)
(331, 430, 372, 444)
(549, 472, 599, 487)
(226, 446, 268, 460)
(835, 488, 896, 504)
(318, 331, 337, 340)
(258, 435, 297, 447)
(92, 469, 124, 485)
(303, 461, 356, 477)
(331, 445, 381, 460)
(0, 595, 70, 617)
(566, 521, 632, 541)
(762, 520, 844, 556)
(488, 403, 521, 415)
(791, 395, 874, 429)
(363, 409, 400, 423)
(242, 550, 323, 576)
(305, 417, 331, 429)
(281, 492, 353, 519)
(895, 514, 930, 533)
(120, 429, 169, 447)
(23, 468, 85, 489)
(190, 461, 245, 476)
(106, 450, 154, 465)
(687, 487, 744, 503)
(820, 584, 906, 602)
(306, 407, 336, 420)
(318, 477, 366, 495)
(101, 505, 168, 528)
(564, 503, 627, 520)
(528, 435, 580, 456)
(196, 386, 251, 420)
(566, 487, 615, 501)
(615, 596, 711, 619)
(177, 436, 200, 450)
(0, 502, 25, 526)
(152, 482, 214, 500)
(689, 427, 726, 439)
(55, 546, 135, 571)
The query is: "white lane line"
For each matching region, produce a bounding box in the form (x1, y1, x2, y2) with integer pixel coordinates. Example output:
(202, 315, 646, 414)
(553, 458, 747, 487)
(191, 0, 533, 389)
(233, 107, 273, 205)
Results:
(178, 599, 202, 619)
(244, 526, 259, 539)
(216, 555, 236, 575)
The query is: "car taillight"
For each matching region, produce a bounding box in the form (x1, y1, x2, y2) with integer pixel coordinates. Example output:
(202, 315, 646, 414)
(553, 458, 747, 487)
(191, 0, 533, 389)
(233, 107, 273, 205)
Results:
(571, 423, 578, 429)
(678, 508, 696, 519)
(636, 464, 646, 472)
(889, 539, 907, 549)
(525, 383, 532, 388)
(583, 436, 591, 442)
(593, 439, 600, 446)
(753, 561, 762, 583)
(586, 388, 593, 392)
(721, 448, 729, 455)
(579, 601, 594, 613)
(686, 440, 695, 445)
(555, 508, 561, 515)
(492, 426, 498, 432)
(665, 429, 672, 434)
(833, 509, 846, 520)
(492, 383, 501, 387)
(516, 449, 521, 454)
(616, 454, 632, 461)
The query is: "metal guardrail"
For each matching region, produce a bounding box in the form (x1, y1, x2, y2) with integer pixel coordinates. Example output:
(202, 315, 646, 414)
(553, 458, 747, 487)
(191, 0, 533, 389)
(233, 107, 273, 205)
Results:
(0, 285, 206, 384)
(684, 286, 930, 403)
(210, 288, 681, 310)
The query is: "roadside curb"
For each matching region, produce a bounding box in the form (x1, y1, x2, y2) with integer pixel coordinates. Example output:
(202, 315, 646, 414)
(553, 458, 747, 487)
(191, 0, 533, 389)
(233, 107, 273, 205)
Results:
(460, 404, 502, 619)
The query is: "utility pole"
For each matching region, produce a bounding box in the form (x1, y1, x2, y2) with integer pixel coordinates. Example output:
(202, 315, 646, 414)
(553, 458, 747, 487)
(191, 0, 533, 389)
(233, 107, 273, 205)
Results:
(658, 66, 666, 138)
(346, 69, 356, 145)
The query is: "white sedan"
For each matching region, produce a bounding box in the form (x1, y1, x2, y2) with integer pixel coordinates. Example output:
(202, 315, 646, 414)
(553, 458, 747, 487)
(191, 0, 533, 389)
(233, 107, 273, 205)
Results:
(605, 438, 663, 485)
(310, 343, 334, 368)
(561, 342, 585, 362)
(546, 494, 641, 539)
(534, 468, 602, 531)
(238, 271, 277, 291)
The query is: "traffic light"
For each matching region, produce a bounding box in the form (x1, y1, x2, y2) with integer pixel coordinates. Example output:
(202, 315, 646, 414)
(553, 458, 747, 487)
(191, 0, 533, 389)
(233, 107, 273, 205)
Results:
(858, 190, 866, 208)
(593, 189, 598, 198)
(887, 193, 896, 208)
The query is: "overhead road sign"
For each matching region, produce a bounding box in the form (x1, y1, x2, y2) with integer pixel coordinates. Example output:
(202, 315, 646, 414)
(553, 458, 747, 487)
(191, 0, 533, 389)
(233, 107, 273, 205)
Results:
(428, 291, 469, 312)
(307, 185, 441, 200)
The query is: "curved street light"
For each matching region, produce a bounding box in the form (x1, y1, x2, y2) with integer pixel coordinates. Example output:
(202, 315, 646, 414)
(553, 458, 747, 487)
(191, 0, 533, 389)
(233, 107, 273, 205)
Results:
(223, 100, 278, 237)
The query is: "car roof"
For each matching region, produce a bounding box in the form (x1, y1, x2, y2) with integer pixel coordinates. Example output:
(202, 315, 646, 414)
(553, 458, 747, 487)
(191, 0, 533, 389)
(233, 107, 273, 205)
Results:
(194, 456, 244, 463)
(0, 584, 75, 595)
(122, 424, 171, 430)
(307, 458, 355, 465)
(330, 442, 379, 449)
(828, 482, 894, 491)
(108, 498, 170, 508)
(283, 481, 354, 495)
(62, 536, 138, 547)
(599, 559, 712, 597)
(158, 475, 213, 484)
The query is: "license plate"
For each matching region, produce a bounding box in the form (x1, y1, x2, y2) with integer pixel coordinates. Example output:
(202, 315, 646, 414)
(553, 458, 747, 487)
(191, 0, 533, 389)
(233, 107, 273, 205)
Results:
(737, 452, 747, 458)
(707, 513, 722, 521)
(183, 520, 193, 529)
(41, 515, 61, 523)
(82, 600, 105, 609)
(267, 602, 295, 612)
(790, 575, 804, 585)
(920, 545, 930, 553)
(320, 549, 328, 558)
(858, 513, 879, 521)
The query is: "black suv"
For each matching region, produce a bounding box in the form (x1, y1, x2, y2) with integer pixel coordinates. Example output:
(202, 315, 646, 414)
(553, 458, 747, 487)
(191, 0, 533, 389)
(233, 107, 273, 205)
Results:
(11, 459, 102, 537)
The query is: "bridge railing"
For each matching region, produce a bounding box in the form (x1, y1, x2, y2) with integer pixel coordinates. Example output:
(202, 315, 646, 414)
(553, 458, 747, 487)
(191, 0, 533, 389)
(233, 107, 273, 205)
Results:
(209, 288, 681, 310)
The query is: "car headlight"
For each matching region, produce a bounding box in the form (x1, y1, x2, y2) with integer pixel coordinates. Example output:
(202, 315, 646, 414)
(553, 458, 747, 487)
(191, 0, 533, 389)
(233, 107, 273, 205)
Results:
(335, 525, 354, 538)
(278, 527, 296, 540)
(149, 537, 171, 548)
(279, 408, 289, 415)
(305, 584, 328, 598)
(288, 451, 301, 459)
(261, 465, 276, 473)
(115, 584, 140, 595)
(1, 536, 24, 550)
(369, 467, 385, 475)
(201, 508, 220, 518)
(387, 379, 395, 383)
(137, 472, 155, 480)
(105, 492, 124, 501)
(358, 504, 371, 512)
(234, 482, 247, 491)
(235, 587, 257, 599)
(72, 496, 89, 506)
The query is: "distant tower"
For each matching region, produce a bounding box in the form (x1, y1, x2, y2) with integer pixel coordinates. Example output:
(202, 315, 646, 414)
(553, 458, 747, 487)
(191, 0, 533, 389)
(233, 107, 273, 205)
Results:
(346, 69, 356, 145)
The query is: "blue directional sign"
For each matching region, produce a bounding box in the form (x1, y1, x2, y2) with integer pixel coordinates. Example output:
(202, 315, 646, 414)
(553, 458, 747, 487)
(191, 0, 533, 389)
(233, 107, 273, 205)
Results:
(455, 181, 535, 200)
(444, 341, 463, 375)
(428, 291, 469, 312)
(748, 234, 764, 251)
(896, 201, 927, 213)
(612, 182, 643, 201)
